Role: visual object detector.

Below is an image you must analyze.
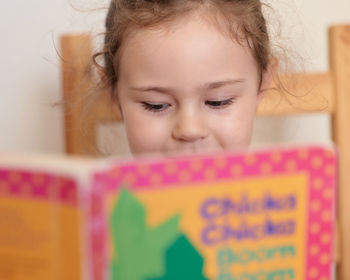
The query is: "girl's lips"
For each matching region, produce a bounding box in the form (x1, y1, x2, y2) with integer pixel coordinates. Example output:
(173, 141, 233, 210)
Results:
(163, 145, 224, 156)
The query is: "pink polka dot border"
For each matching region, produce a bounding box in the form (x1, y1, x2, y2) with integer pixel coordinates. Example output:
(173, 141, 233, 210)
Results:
(0, 168, 78, 205)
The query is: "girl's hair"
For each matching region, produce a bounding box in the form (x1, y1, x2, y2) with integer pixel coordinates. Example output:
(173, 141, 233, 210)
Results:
(93, 0, 272, 95)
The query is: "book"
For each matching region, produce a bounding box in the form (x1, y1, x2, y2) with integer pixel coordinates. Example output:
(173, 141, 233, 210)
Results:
(0, 145, 337, 280)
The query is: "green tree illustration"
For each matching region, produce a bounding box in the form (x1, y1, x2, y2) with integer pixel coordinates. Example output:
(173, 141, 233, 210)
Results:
(147, 234, 208, 280)
(109, 188, 180, 280)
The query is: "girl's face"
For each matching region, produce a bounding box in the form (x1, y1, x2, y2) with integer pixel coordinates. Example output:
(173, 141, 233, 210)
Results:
(116, 14, 271, 155)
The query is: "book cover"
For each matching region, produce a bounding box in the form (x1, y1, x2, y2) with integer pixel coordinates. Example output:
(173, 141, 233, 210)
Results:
(0, 145, 337, 280)
(89, 146, 337, 280)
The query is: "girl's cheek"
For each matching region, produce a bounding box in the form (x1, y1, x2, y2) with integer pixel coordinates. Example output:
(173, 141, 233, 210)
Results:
(126, 113, 169, 139)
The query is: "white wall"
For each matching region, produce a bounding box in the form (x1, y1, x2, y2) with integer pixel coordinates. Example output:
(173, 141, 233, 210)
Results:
(1, 0, 350, 155)
(0, 0, 108, 154)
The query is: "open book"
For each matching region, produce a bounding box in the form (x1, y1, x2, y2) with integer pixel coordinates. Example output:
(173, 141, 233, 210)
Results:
(0, 145, 336, 280)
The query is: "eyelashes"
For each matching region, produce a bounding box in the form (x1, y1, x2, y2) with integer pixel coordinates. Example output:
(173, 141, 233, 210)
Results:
(141, 97, 236, 113)
(142, 102, 170, 112)
(205, 98, 235, 108)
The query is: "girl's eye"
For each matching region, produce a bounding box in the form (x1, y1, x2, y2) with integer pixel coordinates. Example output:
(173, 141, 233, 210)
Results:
(205, 98, 235, 109)
(141, 102, 171, 112)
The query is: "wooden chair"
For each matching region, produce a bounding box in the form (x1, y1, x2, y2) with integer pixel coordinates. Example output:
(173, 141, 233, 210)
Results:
(60, 25, 350, 279)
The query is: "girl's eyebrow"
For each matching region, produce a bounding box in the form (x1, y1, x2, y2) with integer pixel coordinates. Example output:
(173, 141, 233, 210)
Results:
(200, 79, 246, 90)
(129, 79, 245, 94)
(129, 86, 173, 94)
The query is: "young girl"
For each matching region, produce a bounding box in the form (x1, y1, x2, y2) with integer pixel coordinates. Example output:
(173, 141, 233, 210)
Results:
(94, 0, 276, 156)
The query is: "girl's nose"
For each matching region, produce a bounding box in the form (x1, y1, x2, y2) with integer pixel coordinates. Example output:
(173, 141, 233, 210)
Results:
(171, 110, 209, 142)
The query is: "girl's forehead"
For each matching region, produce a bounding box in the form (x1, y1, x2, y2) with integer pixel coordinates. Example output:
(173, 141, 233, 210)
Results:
(120, 10, 246, 55)
(116, 12, 260, 89)
(120, 13, 250, 61)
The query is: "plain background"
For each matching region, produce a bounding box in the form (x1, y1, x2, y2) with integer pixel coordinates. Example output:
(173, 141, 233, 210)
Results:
(1, 0, 350, 155)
